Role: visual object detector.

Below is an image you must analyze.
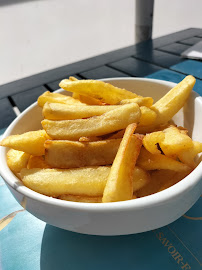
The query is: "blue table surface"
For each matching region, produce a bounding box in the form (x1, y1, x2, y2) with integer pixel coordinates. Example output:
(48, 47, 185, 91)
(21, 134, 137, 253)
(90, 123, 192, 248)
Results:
(1, 49, 202, 270)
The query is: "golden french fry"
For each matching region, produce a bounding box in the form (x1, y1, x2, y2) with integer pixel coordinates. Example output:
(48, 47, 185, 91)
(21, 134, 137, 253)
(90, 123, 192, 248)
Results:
(59, 194, 102, 203)
(72, 92, 107, 105)
(108, 129, 125, 139)
(58, 194, 137, 203)
(119, 97, 153, 107)
(102, 124, 142, 203)
(178, 141, 202, 168)
(160, 126, 193, 157)
(42, 103, 141, 140)
(78, 136, 100, 142)
(143, 131, 165, 155)
(151, 75, 196, 125)
(42, 102, 122, 120)
(44, 139, 122, 168)
(69, 76, 78, 81)
(21, 166, 110, 197)
(139, 106, 157, 126)
(136, 169, 190, 197)
(0, 130, 47, 156)
(7, 149, 30, 174)
(137, 147, 191, 172)
(159, 170, 191, 191)
(27, 155, 50, 169)
(20, 165, 147, 198)
(59, 79, 139, 105)
(37, 91, 84, 107)
(132, 166, 150, 192)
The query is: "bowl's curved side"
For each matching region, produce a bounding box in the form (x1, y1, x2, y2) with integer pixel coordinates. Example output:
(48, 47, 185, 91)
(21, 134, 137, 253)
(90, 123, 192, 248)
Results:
(0, 77, 202, 235)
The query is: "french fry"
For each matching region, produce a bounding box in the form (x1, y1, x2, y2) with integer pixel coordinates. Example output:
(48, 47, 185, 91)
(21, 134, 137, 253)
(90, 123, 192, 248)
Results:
(72, 93, 107, 105)
(44, 139, 122, 168)
(151, 75, 196, 125)
(42, 102, 122, 120)
(102, 124, 142, 203)
(78, 136, 100, 142)
(58, 194, 137, 203)
(37, 91, 84, 107)
(21, 166, 110, 197)
(27, 156, 50, 169)
(160, 126, 193, 157)
(132, 166, 150, 192)
(59, 79, 139, 104)
(139, 106, 157, 126)
(136, 169, 190, 197)
(143, 131, 165, 155)
(119, 97, 153, 107)
(108, 129, 125, 139)
(7, 149, 30, 174)
(20, 165, 148, 198)
(59, 194, 102, 203)
(42, 103, 141, 140)
(143, 126, 193, 157)
(137, 147, 191, 172)
(178, 141, 202, 168)
(0, 130, 47, 156)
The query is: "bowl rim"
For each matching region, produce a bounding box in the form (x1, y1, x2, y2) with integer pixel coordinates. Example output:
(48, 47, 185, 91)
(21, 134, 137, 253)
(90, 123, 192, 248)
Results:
(0, 77, 202, 212)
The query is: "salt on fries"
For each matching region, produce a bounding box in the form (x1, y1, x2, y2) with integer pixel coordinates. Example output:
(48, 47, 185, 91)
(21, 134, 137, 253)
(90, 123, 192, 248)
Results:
(1, 75, 202, 203)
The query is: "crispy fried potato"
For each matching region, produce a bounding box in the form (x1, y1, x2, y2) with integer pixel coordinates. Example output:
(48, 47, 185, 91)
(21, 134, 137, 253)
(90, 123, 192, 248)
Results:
(139, 106, 157, 126)
(137, 147, 191, 172)
(42, 103, 122, 120)
(78, 136, 100, 142)
(143, 126, 193, 157)
(119, 97, 153, 107)
(59, 194, 102, 203)
(44, 139, 121, 168)
(107, 129, 125, 139)
(7, 149, 30, 174)
(0, 130, 47, 156)
(132, 166, 150, 192)
(27, 156, 50, 169)
(37, 91, 84, 107)
(20, 165, 148, 197)
(102, 124, 142, 202)
(42, 103, 141, 140)
(72, 92, 107, 105)
(151, 75, 196, 125)
(136, 169, 190, 197)
(160, 126, 193, 157)
(143, 131, 165, 155)
(21, 167, 110, 197)
(178, 141, 202, 168)
(58, 194, 137, 203)
(59, 79, 139, 104)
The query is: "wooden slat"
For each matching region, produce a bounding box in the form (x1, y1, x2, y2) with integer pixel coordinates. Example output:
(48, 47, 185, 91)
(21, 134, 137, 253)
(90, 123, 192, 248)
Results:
(178, 37, 202, 46)
(133, 50, 183, 68)
(157, 43, 189, 56)
(79, 66, 129, 79)
(11, 86, 47, 112)
(171, 59, 202, 80)
(108, 57, 162, 77)
(0, 98, 16, 129)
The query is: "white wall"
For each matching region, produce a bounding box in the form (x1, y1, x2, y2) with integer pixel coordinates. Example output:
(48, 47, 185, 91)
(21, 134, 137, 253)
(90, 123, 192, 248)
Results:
(0, 0, 134, 85)
(153, 0, 202, 38)
(1, 0, 202, 86)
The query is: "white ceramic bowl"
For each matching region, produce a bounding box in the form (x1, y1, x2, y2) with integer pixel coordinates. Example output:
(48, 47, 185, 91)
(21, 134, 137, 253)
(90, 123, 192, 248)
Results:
(0, 78, 202, 236)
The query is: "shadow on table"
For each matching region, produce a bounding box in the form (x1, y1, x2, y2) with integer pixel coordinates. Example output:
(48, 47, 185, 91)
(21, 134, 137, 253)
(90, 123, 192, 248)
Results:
(40, 224, 158, 270)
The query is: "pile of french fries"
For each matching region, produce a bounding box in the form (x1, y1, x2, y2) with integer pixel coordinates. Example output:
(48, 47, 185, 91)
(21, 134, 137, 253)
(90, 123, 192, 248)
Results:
(1, 75, 202, 203)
